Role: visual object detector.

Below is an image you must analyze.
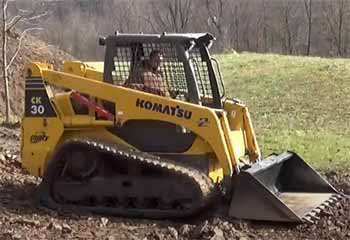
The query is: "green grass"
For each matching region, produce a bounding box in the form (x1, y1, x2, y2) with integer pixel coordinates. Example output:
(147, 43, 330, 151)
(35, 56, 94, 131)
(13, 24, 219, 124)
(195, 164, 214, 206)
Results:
(217, 52, 350, 170)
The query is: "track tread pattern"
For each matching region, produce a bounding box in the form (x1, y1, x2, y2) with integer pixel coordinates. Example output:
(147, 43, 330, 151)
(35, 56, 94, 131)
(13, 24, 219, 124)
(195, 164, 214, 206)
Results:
(40, 137, 217, 219)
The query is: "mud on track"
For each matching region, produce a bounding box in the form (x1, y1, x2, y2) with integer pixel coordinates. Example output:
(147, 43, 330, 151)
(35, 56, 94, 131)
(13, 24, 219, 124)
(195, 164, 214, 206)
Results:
(0, 127, 349, 240)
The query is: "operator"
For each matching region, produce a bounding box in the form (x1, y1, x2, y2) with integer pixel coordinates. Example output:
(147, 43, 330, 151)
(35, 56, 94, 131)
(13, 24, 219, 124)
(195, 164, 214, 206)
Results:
(141, 50, 169, 96)
(126, 50, 176, 97)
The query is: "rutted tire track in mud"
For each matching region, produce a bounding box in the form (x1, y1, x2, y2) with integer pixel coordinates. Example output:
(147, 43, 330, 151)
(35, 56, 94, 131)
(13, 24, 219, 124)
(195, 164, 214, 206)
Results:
(0, 127, 349, 240)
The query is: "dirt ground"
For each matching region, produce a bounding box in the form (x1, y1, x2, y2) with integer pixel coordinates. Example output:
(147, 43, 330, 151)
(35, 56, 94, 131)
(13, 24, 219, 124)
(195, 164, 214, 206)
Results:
(0, 126, 349, 240)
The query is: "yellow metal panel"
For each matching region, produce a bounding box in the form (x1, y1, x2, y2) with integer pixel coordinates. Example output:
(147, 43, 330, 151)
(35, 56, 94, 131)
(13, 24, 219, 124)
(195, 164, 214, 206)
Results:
(63, 61, 103, 81)
(70, 115, 94, 126)
(223, 99, 261, 163)
(25, 62, 53, 77)
(230, 131, 246, 158)
(223, 100, 245, 131)
(22, 148, 49, 176)
(84, 61, 104, 72)
(242, 107, 261, 161)
(209, 164, 224, 183)
(21, 117, 64, 176)
(85, 69, 103, 81)
(63, 61, 86, 77)
(53, 92, 75, 116)
(220, 112, 240, 168)
(184, 136, 212, 154)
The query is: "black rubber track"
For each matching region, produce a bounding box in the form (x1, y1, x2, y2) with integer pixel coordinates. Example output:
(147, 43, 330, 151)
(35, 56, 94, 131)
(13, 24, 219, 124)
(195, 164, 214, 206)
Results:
(39, 138, 217, 219)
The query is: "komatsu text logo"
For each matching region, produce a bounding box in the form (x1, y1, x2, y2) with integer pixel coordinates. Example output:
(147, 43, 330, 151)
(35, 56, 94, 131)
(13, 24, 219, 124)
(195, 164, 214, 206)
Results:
(136, 98, 192, 119)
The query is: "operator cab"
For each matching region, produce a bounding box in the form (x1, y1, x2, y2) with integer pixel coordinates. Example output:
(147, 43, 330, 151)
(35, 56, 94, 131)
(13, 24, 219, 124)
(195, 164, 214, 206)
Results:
(100, 33, 225, 109)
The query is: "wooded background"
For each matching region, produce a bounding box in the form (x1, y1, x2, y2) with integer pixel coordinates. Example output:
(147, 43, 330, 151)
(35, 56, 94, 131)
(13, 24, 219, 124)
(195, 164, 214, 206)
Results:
(10, 0, 350, 59)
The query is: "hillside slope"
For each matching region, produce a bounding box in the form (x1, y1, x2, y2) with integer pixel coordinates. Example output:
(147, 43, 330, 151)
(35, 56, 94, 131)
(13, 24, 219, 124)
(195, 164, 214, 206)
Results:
(217, 53, 350, 169)
(0, 30, 74, 117)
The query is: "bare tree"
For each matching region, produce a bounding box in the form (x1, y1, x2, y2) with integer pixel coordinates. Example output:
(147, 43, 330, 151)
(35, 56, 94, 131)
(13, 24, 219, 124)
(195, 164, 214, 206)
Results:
(2, 0, 10, 123)
(205, 0, 235, 51)
(106, 0, 140, 33)
(205, 0, 223, 33)
(304, 0, 313, 55)
(230, 1, 243, 51)
(281, 0, 293, 54)
(149, 0, 193, 32)
(322, 0, 347, 56)
(260, 0, 269, 52)
(1, 0, 46, 123)
(275, 0, 302, 55)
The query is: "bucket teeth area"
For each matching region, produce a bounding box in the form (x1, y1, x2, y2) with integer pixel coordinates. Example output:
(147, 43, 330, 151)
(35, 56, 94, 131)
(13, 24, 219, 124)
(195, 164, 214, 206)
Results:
(301, 194, 343, 223)
(303, 212, 320, 224)
(278, 192, 337, 217)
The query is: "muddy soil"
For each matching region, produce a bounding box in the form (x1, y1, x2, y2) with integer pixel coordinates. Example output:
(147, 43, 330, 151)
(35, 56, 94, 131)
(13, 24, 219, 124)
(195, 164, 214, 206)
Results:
(0, 127, 349, 240)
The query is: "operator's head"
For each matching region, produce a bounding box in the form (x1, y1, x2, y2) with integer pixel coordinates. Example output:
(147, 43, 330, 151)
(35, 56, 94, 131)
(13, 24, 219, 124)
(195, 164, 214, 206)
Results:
(149, 50, 163, 71)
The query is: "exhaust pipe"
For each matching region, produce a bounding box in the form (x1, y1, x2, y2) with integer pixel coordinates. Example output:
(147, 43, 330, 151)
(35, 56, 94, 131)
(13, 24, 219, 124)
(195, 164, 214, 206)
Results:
(229, 152, 339, 222)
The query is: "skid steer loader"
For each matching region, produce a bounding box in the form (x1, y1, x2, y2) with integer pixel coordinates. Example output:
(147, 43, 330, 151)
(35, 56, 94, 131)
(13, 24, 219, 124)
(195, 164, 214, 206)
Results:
(21, 33, 340, 223)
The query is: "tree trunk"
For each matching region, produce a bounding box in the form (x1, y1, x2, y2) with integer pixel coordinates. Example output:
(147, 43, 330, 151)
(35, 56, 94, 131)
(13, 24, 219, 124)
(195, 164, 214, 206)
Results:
(2, 0, 10, 123)
(285, 8, 293, 54)
(304, 0, 312, 55)
(337, 2, 343, 56)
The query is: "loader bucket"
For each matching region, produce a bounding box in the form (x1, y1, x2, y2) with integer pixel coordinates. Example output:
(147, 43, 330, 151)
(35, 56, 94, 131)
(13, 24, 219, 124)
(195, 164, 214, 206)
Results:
(229, 152, 339, 222)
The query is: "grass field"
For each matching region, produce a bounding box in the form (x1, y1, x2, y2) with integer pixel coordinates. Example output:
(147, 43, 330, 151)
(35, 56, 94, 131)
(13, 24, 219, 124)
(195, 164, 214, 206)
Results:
(217, 53, 350, 170)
